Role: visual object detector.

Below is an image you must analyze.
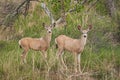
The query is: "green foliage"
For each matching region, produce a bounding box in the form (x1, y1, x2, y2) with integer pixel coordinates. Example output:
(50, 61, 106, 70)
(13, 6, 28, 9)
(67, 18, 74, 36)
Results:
(95, 0, 109, 15)
(0, 0, 120, 80)
(49, 0, 71, 19)
(75, 4, 84, 13)
(0, 41, 16, 53)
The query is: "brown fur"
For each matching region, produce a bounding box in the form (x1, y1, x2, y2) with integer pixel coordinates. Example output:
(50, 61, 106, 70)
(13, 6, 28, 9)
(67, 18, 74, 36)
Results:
(55, 35, 85, 54)
(19, 23, 55, 63)
(55, 25, 92, 73)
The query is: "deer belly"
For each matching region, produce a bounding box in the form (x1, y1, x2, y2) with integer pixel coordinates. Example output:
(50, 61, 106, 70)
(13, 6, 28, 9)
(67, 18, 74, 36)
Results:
(29, 42, 41, 51)
(64, 44, 80, 53)
(64, 44, 75, 52)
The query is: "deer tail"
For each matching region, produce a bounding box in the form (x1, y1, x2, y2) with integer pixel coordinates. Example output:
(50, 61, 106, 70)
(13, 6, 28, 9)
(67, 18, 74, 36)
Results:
(55, 38, 58, 48)
(19, 40, 22, 48)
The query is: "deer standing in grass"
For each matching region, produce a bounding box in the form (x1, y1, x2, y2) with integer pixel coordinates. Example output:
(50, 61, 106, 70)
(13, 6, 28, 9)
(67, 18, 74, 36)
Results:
(19, 23, 55, 63)
(55, 25, 92, 73)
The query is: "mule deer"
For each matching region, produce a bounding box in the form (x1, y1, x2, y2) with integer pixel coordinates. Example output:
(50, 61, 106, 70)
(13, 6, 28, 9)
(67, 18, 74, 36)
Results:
(19, 23, 55, 63)
(55, 25, 92, 73)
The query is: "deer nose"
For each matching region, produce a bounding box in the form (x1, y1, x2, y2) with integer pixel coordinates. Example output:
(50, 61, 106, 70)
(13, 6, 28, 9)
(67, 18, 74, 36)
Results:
(84, 35, 87, 38)
(48, 31, 52, 33)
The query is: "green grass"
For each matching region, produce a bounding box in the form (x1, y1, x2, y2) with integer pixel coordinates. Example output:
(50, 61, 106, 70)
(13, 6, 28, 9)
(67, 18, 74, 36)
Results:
(0, 1, 120, 80)
(0, 40, 120, 80)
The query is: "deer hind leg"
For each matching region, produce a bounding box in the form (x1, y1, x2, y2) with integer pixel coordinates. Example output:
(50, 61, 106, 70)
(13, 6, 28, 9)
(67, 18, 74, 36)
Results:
(41, 50, 49, 67)
(41, 50, 47, 59)
(57, 48, 67, 70)
(56, 48, 62, 57)
(21, 48, 29, 64)
(74, 53, 78, 73)
(60, 51, 68, 70)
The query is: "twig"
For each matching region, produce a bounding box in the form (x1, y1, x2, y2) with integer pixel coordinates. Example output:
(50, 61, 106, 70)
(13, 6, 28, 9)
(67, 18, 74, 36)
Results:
(24, 0, 30, 16)
(67, 71, 100, 79)
(87, 0, 99, 12)
(68, 0, 87, 13)
(2, 0, 40, 26)
(81, 0, 88, 5)
(14, 0, 27, 15)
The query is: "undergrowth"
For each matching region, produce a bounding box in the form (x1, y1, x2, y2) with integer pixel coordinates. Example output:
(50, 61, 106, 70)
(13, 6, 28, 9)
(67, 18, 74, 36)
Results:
(0, 1, 120, 80)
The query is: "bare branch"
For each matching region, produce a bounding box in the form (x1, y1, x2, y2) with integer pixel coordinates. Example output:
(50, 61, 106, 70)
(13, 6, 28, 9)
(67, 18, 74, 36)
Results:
(24, 0, 30, 16)
(81, 0, 88, 5)
(40, 3, 55, 24)
(14, 0, 26, 15)
(2, 0, 40, 26)
(55, 0, 67, 28)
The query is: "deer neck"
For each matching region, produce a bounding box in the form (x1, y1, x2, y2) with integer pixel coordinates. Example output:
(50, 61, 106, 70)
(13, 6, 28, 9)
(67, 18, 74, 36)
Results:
(44, 32, 52, 45)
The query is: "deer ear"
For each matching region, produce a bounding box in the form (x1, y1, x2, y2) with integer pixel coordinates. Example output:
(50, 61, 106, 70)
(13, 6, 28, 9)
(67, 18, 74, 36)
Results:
(88, 25, 92, 31)
(77, 25, 81, 31)
(53, 22, 56, 27)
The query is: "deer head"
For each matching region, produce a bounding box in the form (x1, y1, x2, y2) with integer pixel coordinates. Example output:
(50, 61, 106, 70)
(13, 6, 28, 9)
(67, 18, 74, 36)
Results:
(42, 23, 56, 33)
(78, 25, 92, 38)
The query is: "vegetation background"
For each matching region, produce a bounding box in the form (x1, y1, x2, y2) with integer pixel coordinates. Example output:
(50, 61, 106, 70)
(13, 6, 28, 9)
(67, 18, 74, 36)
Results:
(0, 0, 120, 80)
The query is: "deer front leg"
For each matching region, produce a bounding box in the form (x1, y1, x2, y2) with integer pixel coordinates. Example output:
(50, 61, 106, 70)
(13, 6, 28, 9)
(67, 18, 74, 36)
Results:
(32, 53, 35, 71)
(41, 50, 47, 59)
(74, 53, 78, 73)
(21, 48, 28, 64)
(41, 50, 49, 67)
(78, 53, 82, 73)
(44, 51, 47, 59)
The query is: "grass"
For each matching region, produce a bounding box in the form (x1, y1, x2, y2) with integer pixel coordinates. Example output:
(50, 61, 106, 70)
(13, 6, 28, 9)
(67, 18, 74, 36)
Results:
(0, 1, 120, 80)
(0, 40, 120, 80)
